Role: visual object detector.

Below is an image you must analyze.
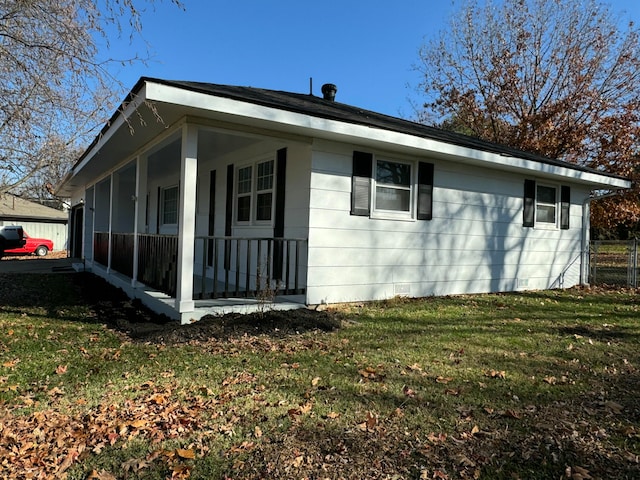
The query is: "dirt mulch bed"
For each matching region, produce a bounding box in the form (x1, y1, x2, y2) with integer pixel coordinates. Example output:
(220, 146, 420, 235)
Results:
(72, 272, 340, 345)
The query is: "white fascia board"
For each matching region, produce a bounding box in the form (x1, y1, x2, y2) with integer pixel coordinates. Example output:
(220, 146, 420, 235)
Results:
(71, 85, 149, 177)
(146, 82, 631, 190)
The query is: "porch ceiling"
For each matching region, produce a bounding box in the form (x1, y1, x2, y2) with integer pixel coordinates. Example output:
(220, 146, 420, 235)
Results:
(58, 99, 259, 196)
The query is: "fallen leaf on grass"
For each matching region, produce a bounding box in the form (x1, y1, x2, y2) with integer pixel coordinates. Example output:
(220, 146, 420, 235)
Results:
(171, 464, 192, 479)
(427, 432, 447, 444)
(176, 448, 196, 459)
(358, 411, 378, 431)
(2, 358, 19, 368)
(604, 401, 623, 414)
(403, 385, 416, 397)
(229, 441, 256, 453)
(88, 470, 117, 480)
(55, 364, 68, 375)
(129, 419, 148, 429)
(566, 465, 592, 479)
(485, 369, 506, 379)
(287, 408, 301, 419)
(122, 458, 150, 474)
(57, 449, 80, 474)
(149, 393, 166, 404)
(455, 454, 476, 467)
(359, 366, 384, 380)
(504, 409, 521, 419)
(435, 376, 453, 384)
(47, 386, 64, 396)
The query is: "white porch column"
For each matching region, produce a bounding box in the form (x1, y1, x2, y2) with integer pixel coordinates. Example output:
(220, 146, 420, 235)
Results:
(175, 124, 198, 315)
(87, 187, 96, 268)
(132, 155, 148, 287)
(107, 173, 114, 274)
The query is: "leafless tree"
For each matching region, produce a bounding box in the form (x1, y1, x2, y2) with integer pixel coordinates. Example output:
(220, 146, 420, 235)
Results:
(0, 0, 183, 203)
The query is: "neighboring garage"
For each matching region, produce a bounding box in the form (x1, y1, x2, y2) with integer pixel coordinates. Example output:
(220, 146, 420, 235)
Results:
(0, 194, 68, 252)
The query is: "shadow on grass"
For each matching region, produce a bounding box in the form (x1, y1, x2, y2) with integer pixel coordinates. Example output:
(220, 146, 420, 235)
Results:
(0, 272, 340, 343)
(2, 273, 639, 479)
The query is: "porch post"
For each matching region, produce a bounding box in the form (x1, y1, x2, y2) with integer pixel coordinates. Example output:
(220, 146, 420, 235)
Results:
(132, 155, 148, 287)
(175, 124, 198, 315)
(107, 173, 114, 274)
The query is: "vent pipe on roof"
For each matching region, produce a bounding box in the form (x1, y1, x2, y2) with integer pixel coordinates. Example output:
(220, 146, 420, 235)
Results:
(321, 83, 337, 101)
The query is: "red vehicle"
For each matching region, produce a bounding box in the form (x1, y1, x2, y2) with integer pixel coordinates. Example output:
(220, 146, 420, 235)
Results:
(4, 231, 54, 257)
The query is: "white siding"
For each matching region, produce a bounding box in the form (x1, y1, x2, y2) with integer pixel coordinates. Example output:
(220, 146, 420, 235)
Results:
(192, 139, 312, 287)
(84, 187, 95, 261)
(306, 143, 590, 305)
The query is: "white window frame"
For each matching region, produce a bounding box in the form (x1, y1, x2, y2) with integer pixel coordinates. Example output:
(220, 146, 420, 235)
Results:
(535, 183, 558, 228)
(234, 157, 276, 226)
(235, 165, 253, 224)
(371, 156, 415, 221)
(160, 185, 179, 226)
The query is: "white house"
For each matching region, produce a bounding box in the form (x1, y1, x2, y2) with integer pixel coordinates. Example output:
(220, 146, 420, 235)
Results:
(56, 78, 631, 323)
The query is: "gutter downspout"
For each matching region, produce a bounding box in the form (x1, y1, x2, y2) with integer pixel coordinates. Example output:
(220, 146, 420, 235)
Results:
(581, 190, 626, 285)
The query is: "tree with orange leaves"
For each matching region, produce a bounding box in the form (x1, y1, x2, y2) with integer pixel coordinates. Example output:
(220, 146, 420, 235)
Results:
(417, 0, 640, 234)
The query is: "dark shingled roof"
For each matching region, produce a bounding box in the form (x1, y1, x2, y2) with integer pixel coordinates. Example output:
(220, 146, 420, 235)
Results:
(138, 77, 625, 180)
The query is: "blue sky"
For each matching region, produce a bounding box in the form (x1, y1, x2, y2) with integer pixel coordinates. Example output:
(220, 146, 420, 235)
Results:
(104, 0, 640, 119)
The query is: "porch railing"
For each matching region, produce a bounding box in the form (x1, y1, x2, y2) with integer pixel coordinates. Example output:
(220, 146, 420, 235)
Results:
(93, 232, 306, 300)
(194, 236, 306, 299)
(94, 232, 179, 296)
(137, 234, 179, 296)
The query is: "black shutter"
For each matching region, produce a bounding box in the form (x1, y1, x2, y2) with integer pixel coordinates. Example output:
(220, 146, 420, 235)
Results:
(560, 185, 570, 230)
(417, 162, 434, 220)
(273, 148, 287, 281)
(351, 151, 372, 216)
(207, 170, 216, 267)
(224, 164, 233, 270)
(523, 179, 535, 227)
(156, 187, 161, 234)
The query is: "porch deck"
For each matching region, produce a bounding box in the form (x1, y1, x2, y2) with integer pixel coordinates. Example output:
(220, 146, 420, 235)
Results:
(75, 261, 306, 323)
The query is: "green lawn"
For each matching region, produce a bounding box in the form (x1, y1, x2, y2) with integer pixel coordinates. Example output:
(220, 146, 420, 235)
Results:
(1, 273, 639, 479)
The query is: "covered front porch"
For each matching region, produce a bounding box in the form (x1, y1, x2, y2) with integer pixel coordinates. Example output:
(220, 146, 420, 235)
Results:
(62, 108, 312, 322)
(87, 231, 307, 322)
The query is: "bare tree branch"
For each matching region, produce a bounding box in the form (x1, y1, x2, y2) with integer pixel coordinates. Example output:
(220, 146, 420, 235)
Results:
(0, 0, 183, 201)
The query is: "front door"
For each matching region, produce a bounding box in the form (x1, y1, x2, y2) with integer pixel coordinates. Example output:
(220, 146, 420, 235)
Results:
(70, 205, 83, 258)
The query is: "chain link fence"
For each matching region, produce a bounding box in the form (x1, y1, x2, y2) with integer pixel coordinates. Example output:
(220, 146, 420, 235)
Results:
(590, 239, 639, 287)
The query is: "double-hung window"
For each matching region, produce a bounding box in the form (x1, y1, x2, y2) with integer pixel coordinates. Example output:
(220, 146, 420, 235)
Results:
(523, 179, 570, 229)
(235, 159, 275, 224)
(236, 166, 252, 222)
(535, 184, 557, 225)
(256, 160, 274, 221)
(161, 185, 179, 225)
(374, 159, 412, 215)
(351, 150, 434, 221)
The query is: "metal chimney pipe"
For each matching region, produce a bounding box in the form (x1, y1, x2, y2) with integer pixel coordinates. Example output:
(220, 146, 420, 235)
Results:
(321, 83, 337, 101)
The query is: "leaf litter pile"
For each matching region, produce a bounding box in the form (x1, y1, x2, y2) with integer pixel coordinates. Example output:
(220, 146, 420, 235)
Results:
(0, 270, 639, 479)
